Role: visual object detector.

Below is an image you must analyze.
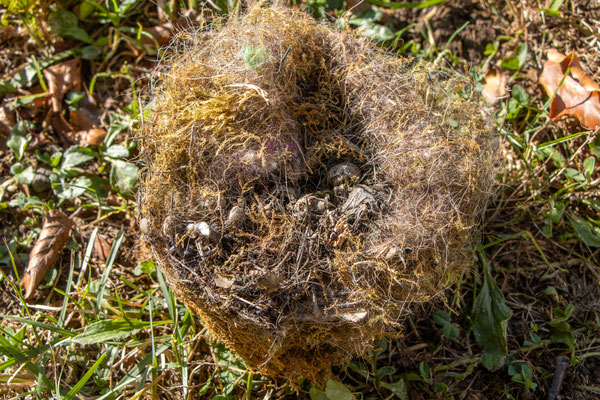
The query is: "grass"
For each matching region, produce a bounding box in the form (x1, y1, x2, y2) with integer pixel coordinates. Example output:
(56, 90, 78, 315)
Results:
(0, 0, 599, 399)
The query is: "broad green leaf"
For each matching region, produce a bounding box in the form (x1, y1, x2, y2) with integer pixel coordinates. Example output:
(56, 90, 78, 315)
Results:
(117, 0, 141, 14)
(7, 121, 34, 160)
(79, 0, 96, 19)
(81, 45, 101, 60)
(0, 80, 17, 95)
(37, 151, 63, 167)
(583, 156, 595, 179)
(49, 9, 93, 44)
(376, 365, 396, 380)
(564, 168, 586, 182)
(110, 160, 138, 195)
(471, 257, 512, 370)
(549, 320, 574, 350)
(62, 146, 95, 169)
(134, 260, 156, 276)
(433, 310, 451, 325)
(380, 379, 407, 399)
(537, 146, 566, 167)
(8, 192, 44, 211)
(549, 201, 566, 223)
(10, 164, 34, 185)
(587, 199, 600, 212)
(506, 98, 523, 119)
(55, 175, 93, 199)
(569, 214, 600, 247)
(433, 310, 459, 339)
(72, 318, 170, 344)
(349, 8, 395, 42)
(501, 43, 528, 71)
(325, 380, 353, 400)
(104, 144, 130, 159)
(511, 84, 529, 105)
(442, 322, 459, 340)
(309, 387, 328, 400)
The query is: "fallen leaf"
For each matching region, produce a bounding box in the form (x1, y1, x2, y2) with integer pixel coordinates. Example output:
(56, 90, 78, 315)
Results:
(481, 67, 507, 105)
(539, 50, 600, 130)
(69, 110, 97, 131)
(69, 92, 103, 131)
(77, 128, 107, 146)
(142, 22, 174, 47)
(43, 58, 82, 114)
(50, 113, 75, 143)
(0, 105, 15, 148)
(21, 210, 73, 300)
(93, 233, 113, 262)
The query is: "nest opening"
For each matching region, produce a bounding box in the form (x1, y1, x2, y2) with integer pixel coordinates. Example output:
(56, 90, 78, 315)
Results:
(138, 6, 495, 383)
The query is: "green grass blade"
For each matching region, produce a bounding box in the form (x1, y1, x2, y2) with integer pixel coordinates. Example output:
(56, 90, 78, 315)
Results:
(58, 251, 77, 329)
(63, 352, 107, 400)
(0, 334, 52, 388)
(156, 266, 175, 321)
(96, 231, 125, 312)
(537, 131, 589, 150)
(363, 0, 444, 9)
(76, 227, 97, 290)
(0, 315, 75, 337)
(95, 342, 171, 400)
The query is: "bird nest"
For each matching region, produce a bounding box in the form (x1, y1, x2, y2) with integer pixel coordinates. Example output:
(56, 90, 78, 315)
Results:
(137, 6, 495, 383)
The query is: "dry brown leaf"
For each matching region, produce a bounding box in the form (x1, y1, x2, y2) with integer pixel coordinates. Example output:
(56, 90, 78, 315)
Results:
(481, 67, 507, 105)
(70, 110, 97, 131)
(93, 234, 113, 262)
(50, 113, 74, 142)
(43, 58, 82, 114)
(77, 128, 107, 146)
(21, 210, 73, 300)
(539, 50, 600, 130)
(69, 92, 103, 131)
(0, 105, 15, 137)
(142, 22, 174, 47)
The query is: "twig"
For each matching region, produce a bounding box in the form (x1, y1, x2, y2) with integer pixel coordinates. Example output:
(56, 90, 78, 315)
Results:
(548, 356, 569, 400)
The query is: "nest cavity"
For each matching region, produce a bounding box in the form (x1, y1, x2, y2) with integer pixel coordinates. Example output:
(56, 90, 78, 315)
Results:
(138, 6, 495, 382)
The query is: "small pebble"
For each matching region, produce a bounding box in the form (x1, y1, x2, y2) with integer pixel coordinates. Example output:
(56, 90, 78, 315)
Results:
(30, 168, 52, 193)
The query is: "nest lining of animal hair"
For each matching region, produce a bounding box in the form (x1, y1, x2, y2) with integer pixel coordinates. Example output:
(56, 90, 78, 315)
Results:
(138, 6, 495, 383)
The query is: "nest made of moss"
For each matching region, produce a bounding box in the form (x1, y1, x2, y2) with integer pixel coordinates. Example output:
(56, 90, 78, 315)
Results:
(138, 6, 495, 383)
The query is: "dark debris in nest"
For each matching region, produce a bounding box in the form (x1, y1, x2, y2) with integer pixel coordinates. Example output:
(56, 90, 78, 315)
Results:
(137, 6, 495, 383)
